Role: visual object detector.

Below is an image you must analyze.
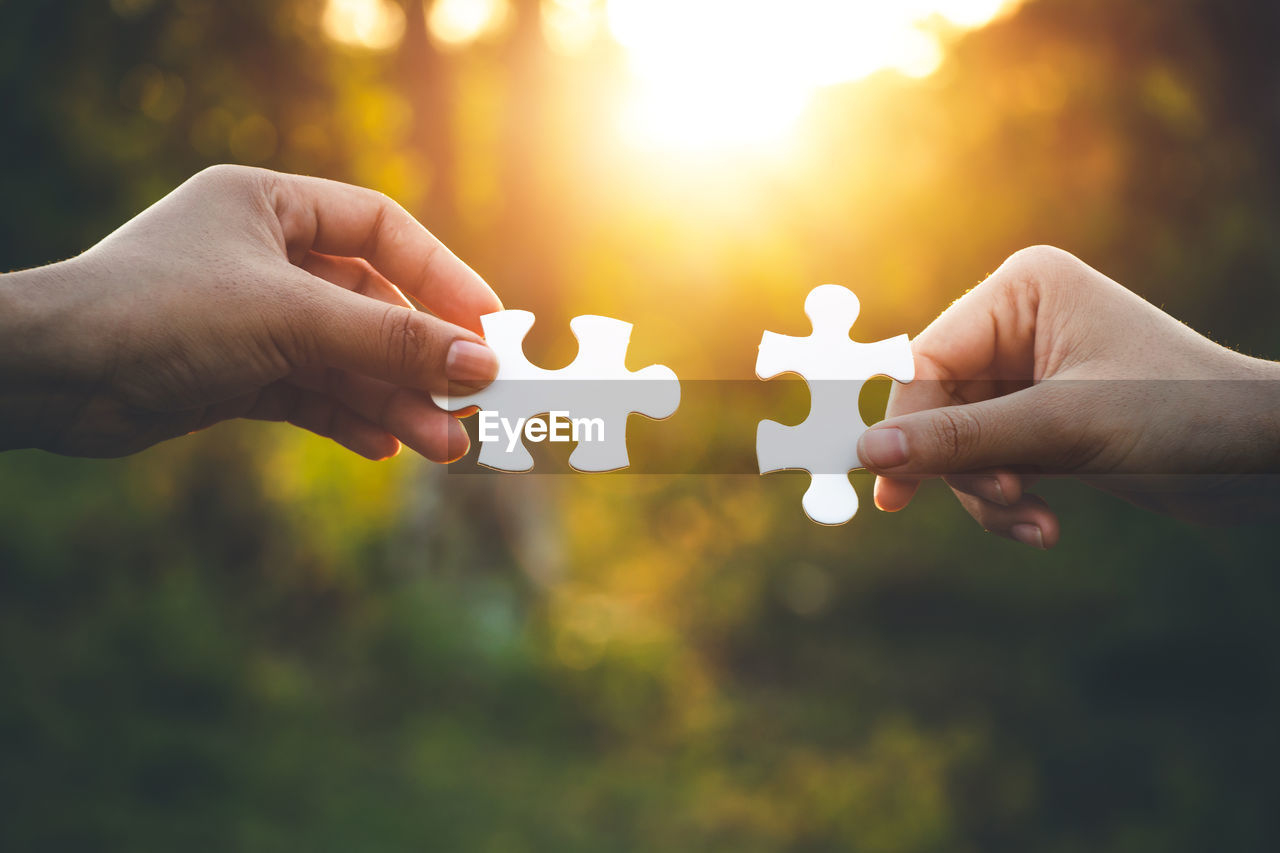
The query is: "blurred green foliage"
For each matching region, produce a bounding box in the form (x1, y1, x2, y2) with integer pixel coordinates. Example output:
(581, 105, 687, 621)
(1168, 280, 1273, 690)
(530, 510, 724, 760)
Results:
(3, 0, 1280, 850)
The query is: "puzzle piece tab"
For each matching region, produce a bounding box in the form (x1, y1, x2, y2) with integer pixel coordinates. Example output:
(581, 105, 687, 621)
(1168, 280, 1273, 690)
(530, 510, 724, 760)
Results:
(756, 285, 915, 525)
(432, 310, 680, 472)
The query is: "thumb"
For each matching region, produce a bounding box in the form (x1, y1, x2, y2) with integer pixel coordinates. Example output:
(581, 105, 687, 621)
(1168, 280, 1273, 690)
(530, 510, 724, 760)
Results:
(857, 385, 1074, 477)
(298, 284, 499, 396)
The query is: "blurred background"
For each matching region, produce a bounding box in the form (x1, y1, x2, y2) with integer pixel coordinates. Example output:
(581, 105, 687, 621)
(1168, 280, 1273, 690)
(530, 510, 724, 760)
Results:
(3, 0, 1280, 849)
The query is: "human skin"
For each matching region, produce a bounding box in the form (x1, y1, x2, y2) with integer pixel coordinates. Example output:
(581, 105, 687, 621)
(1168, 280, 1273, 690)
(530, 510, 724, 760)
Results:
(857, 246, 1280, 549)
(0, 165, 501, 461)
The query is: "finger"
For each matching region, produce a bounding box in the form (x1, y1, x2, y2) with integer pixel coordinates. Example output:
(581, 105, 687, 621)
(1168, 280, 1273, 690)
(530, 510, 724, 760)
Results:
(872, 361, 965, 513)
(882, 247, 1092, 425)
(943, 468, 1024, 506)
(907, 247, 1089, 388)
(877, 343, 1002, 484)
(300, 252, 412, 308)
(346, 384, 469, 465)
(290, 368, 470, 463)
(951, 490, 1061, 550)
(270, 173, 502, 332)
(291, 276, 499, 397)
(873, 467, 1024, 513)
(231, 382, 401, 461)
(873, 476, 918, 512)
(857, 383, 1077, 478)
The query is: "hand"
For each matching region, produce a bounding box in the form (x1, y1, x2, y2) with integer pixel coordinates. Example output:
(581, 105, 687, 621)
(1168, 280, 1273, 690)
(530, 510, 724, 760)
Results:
(857, 246, 1280, 548)
(0, 165, 502, 460)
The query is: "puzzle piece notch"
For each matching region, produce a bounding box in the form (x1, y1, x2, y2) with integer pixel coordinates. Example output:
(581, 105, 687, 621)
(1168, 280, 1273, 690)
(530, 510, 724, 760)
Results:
(756, 284, 915, 525)
(432, 310, 680, 472)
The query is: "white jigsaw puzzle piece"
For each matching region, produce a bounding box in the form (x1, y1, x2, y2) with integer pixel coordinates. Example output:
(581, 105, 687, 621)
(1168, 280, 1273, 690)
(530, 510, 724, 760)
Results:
(432, 311, 680, 472)
(756, 284, 915, 525)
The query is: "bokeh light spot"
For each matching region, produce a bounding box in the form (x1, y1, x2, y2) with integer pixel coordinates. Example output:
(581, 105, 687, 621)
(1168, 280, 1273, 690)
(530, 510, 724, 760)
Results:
(428, 0, 510, 49)
(322, 0, 407, 51)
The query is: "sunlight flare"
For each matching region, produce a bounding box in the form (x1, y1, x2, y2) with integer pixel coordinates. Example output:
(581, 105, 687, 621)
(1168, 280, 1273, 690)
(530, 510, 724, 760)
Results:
(608, 0, 1022, 151)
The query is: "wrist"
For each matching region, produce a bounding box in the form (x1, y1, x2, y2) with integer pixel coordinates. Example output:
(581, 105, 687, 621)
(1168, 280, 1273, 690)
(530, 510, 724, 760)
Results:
(1221, 353, 1280, 474)
(0, 258, 107, 451)
(1259, 359, 1280, 473)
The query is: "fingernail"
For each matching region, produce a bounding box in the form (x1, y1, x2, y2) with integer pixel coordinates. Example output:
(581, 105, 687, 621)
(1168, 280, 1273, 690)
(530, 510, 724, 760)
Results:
(1010, 523, 1045, 550)
(984, 477, 1008, 506)
(446, 340, 498, 388)
(859, 427, 908, 469)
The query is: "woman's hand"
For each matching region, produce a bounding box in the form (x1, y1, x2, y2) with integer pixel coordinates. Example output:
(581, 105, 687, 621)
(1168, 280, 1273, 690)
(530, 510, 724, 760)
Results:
(859, 246, 1280, 548)
(0, 164, 502, 460)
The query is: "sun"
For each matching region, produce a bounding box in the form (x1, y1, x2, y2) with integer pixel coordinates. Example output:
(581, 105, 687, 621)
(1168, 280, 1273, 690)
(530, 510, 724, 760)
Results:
(607, 0, 1023, 152)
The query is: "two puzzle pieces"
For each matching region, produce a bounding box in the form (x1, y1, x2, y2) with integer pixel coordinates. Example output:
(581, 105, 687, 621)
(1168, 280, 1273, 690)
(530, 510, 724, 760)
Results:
(432, 285, 914, 526)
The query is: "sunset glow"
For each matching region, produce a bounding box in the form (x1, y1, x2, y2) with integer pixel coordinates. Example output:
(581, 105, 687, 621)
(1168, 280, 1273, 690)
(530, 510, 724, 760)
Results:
(608, 0, 1023, 151)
